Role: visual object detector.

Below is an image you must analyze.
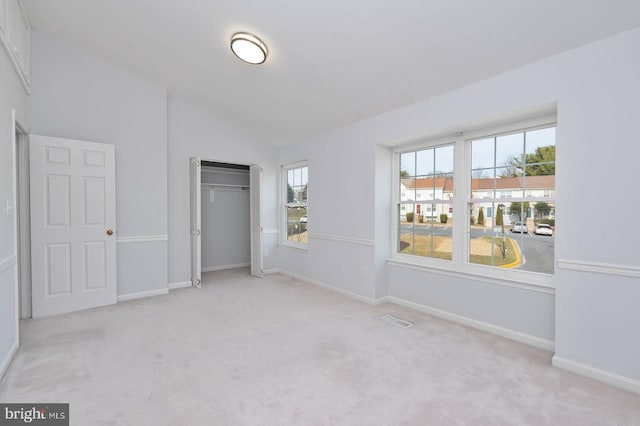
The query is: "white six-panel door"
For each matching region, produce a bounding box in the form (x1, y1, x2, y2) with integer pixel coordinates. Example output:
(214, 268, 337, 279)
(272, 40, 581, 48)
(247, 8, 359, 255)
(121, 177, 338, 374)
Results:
(30, 135, 117, 317)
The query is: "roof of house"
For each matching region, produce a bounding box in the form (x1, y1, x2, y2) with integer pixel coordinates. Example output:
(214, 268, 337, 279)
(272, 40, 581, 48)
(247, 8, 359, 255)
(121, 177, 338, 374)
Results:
(402, 177, 452, 190)
(401, 175, 555, 192)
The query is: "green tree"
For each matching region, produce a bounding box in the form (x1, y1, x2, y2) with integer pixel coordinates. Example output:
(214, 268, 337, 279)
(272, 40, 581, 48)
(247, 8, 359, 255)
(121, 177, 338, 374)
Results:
(509, 202, 530, 220)
(478, 207, 485, 225)
(302, 184, 308, 201)
(502, 145, 555, 177)
(534, 201, 551, 218)
(400, 170, 410, 178)
(287, 184, 294, 203)
(496, 206, 504, 227)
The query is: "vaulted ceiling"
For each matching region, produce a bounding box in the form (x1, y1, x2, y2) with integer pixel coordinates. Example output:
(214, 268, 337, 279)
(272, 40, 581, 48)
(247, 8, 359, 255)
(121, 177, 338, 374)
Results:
(23, 0, 640, 146)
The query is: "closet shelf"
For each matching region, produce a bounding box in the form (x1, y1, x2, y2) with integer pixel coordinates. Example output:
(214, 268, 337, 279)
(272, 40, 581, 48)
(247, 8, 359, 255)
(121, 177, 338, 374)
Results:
(201, 183, 249, 189)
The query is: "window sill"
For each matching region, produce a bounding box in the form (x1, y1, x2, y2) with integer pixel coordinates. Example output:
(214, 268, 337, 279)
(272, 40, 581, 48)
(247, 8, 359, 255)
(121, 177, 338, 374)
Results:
(386, 257, 555, 294)
(279, 242, 309, 252)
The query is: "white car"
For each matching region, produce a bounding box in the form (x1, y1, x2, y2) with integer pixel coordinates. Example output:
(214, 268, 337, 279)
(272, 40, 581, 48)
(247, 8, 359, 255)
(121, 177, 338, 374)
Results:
(299, 215, 308, 223)
(534, 223, 553, 236)
(510, 222, 528, 234)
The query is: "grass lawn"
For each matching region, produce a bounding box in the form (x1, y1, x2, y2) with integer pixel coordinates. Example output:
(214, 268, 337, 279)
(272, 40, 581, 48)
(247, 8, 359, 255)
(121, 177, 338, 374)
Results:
(469, 236, 518, 267)
(287, 230, 308, 244)
(399, 235, 452, 260)
(399, 235, 519, 267)
(287, 207, 307, 221)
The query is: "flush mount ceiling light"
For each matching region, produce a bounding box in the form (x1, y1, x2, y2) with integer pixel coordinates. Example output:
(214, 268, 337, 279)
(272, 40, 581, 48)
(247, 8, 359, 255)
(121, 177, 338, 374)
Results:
(230, 32, 268, 64)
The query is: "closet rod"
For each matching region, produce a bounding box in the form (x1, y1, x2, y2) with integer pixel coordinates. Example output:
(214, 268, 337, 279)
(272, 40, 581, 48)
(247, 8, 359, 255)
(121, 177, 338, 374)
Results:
(201, 183, 249, 189)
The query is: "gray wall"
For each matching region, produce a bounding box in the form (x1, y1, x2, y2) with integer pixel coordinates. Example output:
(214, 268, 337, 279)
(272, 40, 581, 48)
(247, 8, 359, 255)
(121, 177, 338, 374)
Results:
(201, 167, 251, 270)
(26, 31, 169, 296)
(278, 28, 640, 383)
(0, 38, 27, 376)
(167, 97, 278, 285)
(201, 188, 250, 270)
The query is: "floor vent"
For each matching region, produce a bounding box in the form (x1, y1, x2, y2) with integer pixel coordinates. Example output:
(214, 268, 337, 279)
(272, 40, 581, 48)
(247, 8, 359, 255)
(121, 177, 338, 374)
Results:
(382, 314, 413, 328)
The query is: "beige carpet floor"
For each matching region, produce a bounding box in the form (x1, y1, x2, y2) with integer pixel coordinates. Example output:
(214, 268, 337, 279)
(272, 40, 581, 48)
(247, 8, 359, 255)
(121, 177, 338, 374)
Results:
(1, 268, 639, 425)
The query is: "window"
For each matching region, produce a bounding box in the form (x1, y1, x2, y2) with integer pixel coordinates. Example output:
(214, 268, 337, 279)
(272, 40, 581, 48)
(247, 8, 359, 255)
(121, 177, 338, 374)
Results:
(398, 144, 454, 260)
(393, 117, 556, 284)
(469, 126, 556, 274)
(282, 162, 308, 246)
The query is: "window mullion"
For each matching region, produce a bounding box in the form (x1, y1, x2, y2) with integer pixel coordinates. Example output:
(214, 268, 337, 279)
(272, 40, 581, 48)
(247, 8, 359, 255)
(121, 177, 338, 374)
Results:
(453, 136, 467, 269)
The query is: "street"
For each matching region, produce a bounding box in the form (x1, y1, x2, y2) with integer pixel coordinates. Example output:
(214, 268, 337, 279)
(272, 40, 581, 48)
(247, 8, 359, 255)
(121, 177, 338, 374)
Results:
(399, 224, 554, 274)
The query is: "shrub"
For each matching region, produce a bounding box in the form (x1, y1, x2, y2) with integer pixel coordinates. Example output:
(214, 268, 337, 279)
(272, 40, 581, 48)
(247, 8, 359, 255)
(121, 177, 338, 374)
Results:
(419, 215, 424, 223)
(478, 207, 485, 225)
(539, 218, 555, 227)
(439, 214, 448, 224)
(470, 216, 476, 225)
(406, 212, 414, 223)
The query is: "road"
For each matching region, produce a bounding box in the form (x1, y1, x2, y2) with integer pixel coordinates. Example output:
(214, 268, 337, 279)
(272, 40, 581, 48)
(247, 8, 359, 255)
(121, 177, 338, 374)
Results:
(399, 224, 554, 274)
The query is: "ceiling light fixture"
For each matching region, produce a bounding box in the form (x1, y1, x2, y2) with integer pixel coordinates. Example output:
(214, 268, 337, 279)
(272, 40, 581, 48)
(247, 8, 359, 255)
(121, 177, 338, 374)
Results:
(230, 32, 268, 65)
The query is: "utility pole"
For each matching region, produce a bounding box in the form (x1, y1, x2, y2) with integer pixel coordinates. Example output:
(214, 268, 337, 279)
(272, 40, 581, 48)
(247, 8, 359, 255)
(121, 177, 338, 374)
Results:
(498, 204, 506, 259)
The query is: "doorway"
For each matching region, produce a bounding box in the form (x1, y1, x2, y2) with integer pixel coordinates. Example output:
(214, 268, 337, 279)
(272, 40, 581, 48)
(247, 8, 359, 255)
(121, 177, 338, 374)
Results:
(13, 115, 30, 319)
(190, 158, 263, 287)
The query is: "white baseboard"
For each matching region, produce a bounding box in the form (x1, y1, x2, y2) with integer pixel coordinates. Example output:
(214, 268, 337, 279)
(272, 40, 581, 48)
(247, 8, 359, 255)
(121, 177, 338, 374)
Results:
(267, 270, 553, 351)
(263, 268, 280, 275)
(386, 296, 555, 351)
(552, 355, 640, 394)
(202, 263, 250, 273)
(0, 340, 18, 382)
(118, 288, 169, 302)
(169, 281, 192, 290)
(278, 269, 386, 306)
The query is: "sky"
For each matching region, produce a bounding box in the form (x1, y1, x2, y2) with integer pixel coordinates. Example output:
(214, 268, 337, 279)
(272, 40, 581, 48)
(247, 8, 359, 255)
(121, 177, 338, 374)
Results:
(401, 126, 556, 177)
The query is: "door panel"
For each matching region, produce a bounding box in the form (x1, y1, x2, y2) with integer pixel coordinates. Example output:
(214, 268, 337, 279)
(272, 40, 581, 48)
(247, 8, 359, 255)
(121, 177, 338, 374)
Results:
(84, 177, 105, 225)
(46, 243, 71, 296)
(190, 158, 201, 287)
(84, 241, 106, 290)
(250, 165, 263, 277)
(30, 135, 117, 317)
(46, 175, 70, 226)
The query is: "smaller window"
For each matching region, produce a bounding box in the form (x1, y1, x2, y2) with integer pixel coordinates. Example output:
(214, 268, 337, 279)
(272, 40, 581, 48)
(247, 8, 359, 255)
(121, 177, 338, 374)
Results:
(282, 163, 308, 246)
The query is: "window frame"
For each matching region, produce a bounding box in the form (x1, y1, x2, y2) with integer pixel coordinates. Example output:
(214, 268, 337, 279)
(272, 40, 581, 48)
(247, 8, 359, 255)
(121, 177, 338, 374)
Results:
(281, 160, 309, 250)
(391, 114, 557, 289)
(395, 140, 457, 264)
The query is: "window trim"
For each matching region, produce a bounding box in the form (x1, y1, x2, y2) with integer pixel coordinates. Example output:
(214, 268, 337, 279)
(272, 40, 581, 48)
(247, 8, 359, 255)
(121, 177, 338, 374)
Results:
(391, 114, 557, 288)
(281, 160, 309, 250)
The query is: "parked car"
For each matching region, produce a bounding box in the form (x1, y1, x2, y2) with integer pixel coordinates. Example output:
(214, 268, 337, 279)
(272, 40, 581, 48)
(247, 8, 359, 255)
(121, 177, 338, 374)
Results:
(299, 215, 308, 223)
(510, 222, 528, 233)
(534, 223, 553, 236)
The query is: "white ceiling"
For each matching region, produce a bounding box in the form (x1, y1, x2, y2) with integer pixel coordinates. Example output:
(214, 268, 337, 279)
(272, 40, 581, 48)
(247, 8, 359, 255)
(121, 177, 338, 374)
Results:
(23, 0, 640, 146)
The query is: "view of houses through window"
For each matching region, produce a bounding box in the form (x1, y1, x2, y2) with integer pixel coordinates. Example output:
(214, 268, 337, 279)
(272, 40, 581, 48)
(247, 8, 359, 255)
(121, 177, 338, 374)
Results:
(399, 145, 454, 260)
(397, 124, 556, 275)
(284, 164, 308, 244)
(469, 126, 556, 273)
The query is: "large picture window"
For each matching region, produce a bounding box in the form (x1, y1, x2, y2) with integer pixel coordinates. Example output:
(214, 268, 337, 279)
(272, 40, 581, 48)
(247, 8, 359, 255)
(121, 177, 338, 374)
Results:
(393, 118, 556, 284)
(283, 163, 308, 246)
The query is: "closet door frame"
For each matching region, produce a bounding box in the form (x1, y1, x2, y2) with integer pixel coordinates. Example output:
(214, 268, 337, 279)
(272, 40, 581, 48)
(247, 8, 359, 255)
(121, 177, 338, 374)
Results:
(189, 157, 262, 286)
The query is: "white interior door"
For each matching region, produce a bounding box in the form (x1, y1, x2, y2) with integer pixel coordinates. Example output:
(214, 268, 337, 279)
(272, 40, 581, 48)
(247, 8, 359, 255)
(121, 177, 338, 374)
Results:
(190, 158, 202, 287)
(250, 165, 263, 277)
(29, 135, 117, 317)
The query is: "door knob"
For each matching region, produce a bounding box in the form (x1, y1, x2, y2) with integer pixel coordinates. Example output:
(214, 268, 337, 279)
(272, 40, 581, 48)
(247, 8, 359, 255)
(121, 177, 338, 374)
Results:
(106, 229, 114, 236)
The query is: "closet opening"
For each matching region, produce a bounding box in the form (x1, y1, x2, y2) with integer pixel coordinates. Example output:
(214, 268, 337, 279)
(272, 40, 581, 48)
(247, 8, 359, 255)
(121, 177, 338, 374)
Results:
(190, 158, 263, 287)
